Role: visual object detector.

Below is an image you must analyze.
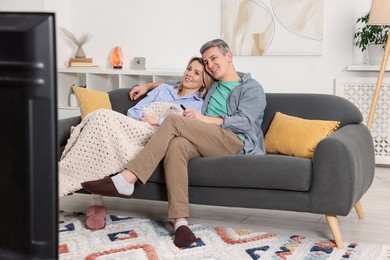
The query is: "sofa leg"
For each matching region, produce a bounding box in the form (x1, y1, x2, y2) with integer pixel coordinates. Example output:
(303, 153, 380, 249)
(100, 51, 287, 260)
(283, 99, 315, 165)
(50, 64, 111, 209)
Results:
(354, 201, 365, 220)
(325, 214, 344, 249)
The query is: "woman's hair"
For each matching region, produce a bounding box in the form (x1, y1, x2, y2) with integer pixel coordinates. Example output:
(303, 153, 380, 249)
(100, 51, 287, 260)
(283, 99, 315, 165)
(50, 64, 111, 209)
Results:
(176, 57, 214, 98)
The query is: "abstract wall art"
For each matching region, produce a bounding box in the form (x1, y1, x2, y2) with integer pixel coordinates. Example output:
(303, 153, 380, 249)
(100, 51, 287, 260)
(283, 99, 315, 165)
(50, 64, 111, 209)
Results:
(221, 0, 324, 56)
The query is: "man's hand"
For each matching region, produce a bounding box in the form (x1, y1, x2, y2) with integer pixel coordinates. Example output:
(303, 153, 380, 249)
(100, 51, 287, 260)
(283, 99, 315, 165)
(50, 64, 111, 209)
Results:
(129, 85, 148, 101)
(129, 82, 164, 101)
(183, 109, 224, 125)
(182, 109, 203, 120)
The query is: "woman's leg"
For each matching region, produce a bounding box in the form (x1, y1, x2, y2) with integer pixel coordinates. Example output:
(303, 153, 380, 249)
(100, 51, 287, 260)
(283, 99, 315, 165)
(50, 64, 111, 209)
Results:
(85, 195, 107, 230)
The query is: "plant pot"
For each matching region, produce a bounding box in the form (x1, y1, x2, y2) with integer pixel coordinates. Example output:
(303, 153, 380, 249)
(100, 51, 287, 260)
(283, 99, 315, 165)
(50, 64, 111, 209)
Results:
(75, 47, 86, 58)
(367, 44, 384, 65)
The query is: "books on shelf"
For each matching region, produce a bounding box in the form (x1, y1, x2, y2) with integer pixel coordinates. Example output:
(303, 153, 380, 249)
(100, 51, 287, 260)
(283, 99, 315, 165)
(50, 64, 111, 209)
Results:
(67, 65, 100, 69)
(69, 57, 93, 62)
(67, 57, 99, 69)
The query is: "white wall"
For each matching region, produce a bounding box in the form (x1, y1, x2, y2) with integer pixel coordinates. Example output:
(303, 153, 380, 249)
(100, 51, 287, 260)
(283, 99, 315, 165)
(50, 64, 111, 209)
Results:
(0, 0, 45, 11)
(1, 0, 373, 94)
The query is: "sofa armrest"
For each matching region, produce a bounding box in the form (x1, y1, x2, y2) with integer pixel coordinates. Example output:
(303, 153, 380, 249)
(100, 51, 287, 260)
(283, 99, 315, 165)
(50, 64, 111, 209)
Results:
(58, 116, 81, 147)
(310, 123, 375, 216)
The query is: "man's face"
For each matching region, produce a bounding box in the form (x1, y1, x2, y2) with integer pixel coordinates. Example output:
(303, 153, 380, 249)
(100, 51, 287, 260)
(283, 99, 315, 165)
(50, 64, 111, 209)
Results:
(202, 46, 232, 80)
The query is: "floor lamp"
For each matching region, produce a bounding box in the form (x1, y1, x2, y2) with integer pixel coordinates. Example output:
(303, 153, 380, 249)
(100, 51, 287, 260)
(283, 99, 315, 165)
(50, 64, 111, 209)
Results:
(366, 0, 390, 131)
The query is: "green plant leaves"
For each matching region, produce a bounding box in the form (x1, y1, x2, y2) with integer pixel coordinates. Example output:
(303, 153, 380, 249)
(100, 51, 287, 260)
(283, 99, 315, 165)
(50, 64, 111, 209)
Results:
(353, 12, 389, 52)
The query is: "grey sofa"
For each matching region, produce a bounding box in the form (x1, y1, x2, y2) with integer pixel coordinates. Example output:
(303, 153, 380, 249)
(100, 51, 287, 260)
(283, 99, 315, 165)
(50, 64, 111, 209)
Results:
(58, 88, 375, 249)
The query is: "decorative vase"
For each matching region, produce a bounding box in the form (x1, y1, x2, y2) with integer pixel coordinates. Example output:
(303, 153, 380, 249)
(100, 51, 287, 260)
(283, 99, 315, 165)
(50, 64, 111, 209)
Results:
(69, 93, 78, 107)
(367, 44, 384, 65)
(75, 47, 86, 58)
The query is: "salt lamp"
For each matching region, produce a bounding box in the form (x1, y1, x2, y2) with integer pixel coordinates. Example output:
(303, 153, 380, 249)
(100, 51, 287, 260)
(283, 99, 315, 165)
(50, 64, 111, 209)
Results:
(110, 46, 123, 69)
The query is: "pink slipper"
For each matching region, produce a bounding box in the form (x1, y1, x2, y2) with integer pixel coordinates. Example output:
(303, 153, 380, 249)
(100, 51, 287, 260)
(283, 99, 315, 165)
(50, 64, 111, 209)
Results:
(85, 205, 107, 231)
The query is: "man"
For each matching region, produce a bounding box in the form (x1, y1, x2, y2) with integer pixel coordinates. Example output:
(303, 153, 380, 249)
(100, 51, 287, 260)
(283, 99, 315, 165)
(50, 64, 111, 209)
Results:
(82, 39, 266, 248)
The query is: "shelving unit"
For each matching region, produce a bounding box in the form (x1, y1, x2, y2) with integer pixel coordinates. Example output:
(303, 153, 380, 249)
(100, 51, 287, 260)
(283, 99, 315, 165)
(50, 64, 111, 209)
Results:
(57, 68, 182, 119)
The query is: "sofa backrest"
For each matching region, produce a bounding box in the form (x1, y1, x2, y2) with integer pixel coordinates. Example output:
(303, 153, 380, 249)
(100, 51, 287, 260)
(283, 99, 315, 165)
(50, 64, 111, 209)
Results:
(108, 89, 363, 135)
(261, 93, 363, 135)
(108, 88, 142, 115)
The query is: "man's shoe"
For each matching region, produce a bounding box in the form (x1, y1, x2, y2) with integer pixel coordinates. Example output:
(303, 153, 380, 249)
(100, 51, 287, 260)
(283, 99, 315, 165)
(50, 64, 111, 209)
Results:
(81, 177, 132, 199)
(174, 226, 197, 248)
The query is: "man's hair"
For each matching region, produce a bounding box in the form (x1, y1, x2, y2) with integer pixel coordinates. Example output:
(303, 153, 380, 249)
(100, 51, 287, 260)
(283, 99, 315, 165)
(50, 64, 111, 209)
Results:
(200, 39, 230, 55)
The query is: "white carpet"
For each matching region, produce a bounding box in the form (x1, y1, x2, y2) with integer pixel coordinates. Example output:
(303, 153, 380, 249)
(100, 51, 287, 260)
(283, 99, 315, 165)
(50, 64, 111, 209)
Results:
(59, 211, 389, 260)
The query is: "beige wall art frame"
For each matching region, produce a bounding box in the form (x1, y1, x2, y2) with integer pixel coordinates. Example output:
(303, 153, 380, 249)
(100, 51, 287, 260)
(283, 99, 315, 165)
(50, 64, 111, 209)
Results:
(221, 0, 324, 56)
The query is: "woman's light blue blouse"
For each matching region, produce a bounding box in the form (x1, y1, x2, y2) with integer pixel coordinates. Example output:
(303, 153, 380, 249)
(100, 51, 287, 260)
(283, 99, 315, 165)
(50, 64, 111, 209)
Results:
(127, 83, 203, 125)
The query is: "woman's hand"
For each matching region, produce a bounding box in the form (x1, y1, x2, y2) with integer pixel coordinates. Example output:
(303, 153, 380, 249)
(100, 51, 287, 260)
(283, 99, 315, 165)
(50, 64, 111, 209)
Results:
(141, 115, 160, 125)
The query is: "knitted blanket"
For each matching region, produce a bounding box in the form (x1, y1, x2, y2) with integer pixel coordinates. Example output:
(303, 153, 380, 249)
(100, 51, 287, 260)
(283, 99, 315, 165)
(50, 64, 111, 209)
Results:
(59, 102, 183, 196)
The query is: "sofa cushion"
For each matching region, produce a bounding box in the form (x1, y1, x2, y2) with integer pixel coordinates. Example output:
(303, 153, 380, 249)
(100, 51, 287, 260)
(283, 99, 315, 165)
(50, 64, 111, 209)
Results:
(72, 86, 112, 118)
(264, 112, 340, 159)
(148, 154, 312, 192)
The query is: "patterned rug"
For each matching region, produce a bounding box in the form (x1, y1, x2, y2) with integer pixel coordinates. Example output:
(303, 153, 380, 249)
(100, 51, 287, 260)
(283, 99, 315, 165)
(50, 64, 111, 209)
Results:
(59, 211, 389, 260)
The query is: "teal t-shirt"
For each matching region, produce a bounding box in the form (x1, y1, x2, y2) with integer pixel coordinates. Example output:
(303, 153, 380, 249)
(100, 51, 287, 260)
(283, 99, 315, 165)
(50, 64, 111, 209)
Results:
(206, 81, 244, 141)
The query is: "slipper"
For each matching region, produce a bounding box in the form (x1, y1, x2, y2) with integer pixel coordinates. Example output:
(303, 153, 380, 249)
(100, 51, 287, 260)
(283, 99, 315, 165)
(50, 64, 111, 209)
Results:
(81, 176, 132, 199)
(84, 205, 107, 231)
(174, 225, 197, 248)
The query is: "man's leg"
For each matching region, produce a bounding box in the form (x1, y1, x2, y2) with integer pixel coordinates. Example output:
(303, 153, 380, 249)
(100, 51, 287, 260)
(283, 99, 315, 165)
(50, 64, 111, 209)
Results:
(82, 114, 243, 197)
(127, 114, 244, 183)
(164, 137, 200, 219)
(163, 137, 200, 247)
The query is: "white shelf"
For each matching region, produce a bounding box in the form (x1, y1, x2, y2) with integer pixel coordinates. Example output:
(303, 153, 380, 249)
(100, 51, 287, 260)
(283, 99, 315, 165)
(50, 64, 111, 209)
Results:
(58, 67, 183, 75)
(347, 64, 390, 71)
(57, 67, 183, 119)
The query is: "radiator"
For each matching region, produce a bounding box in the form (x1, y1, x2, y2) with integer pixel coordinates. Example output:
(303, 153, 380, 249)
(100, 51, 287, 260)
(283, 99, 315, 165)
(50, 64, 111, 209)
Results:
(335, 77, 390, 165)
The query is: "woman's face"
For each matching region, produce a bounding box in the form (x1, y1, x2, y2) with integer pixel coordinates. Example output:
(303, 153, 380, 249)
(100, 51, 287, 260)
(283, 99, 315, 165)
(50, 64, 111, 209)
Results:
(182, 60, 204, 91)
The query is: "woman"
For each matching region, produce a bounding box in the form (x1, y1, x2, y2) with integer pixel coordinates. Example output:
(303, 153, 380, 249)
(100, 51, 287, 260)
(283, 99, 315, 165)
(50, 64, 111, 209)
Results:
(59, 57, 213, 230)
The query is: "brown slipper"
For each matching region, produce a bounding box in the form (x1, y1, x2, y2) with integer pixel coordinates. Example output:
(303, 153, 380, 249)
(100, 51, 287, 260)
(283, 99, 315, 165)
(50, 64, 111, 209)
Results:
(174, 225, 197, 248)
(85, 205, 107, 231)
(81, 176, 132, 199)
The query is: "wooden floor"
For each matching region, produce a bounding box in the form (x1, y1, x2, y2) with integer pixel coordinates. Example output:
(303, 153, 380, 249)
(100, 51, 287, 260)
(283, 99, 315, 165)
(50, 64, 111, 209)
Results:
(60, 166, 390, 246)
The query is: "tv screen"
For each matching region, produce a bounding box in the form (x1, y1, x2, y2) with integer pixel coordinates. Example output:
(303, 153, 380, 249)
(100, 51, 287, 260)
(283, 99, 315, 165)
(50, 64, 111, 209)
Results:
(0, 12, 58, 259)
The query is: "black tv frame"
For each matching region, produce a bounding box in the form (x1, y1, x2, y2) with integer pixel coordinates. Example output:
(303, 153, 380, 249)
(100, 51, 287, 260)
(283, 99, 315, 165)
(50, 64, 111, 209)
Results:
(0, 12, 58, 259)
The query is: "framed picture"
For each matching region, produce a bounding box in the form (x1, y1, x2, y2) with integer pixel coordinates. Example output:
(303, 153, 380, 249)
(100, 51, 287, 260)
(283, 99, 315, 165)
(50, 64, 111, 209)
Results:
(221, 0, 324, 56)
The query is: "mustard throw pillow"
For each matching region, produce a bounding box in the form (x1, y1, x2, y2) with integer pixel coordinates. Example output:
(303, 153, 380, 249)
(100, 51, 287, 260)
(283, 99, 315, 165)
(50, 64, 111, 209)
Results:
(264, 112, 340, 159)
(72, 86, 112, 118)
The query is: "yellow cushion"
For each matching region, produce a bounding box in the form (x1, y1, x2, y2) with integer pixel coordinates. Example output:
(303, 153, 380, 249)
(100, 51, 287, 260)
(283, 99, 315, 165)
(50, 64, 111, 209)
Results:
(72, 86, 112, 118)
(264, 112, 340, 159)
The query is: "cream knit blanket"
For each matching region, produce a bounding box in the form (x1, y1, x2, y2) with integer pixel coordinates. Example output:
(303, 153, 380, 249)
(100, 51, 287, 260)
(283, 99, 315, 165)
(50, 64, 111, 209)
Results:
(59, 102, 183, 196)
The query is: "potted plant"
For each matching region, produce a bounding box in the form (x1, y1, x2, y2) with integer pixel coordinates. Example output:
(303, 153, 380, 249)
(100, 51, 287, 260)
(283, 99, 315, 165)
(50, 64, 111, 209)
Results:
(354, 12, 389, 64)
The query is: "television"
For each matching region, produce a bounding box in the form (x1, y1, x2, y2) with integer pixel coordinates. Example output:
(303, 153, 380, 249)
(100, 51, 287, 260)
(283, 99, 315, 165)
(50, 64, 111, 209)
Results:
(0, 12, 58, 259)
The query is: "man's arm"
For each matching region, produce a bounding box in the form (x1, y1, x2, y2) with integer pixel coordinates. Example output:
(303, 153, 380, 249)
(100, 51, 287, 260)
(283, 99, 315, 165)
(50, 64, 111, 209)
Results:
(201, 115, 224, 125)
(221, 83, 266, 133)
(129, 82, 164, 101)
(182, 110, 224, 125)
(129, 80, 181, 101)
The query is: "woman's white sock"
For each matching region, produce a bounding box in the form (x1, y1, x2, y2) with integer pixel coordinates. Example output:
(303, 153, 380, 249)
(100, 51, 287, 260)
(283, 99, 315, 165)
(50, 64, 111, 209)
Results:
(111, 174, 134, 196)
